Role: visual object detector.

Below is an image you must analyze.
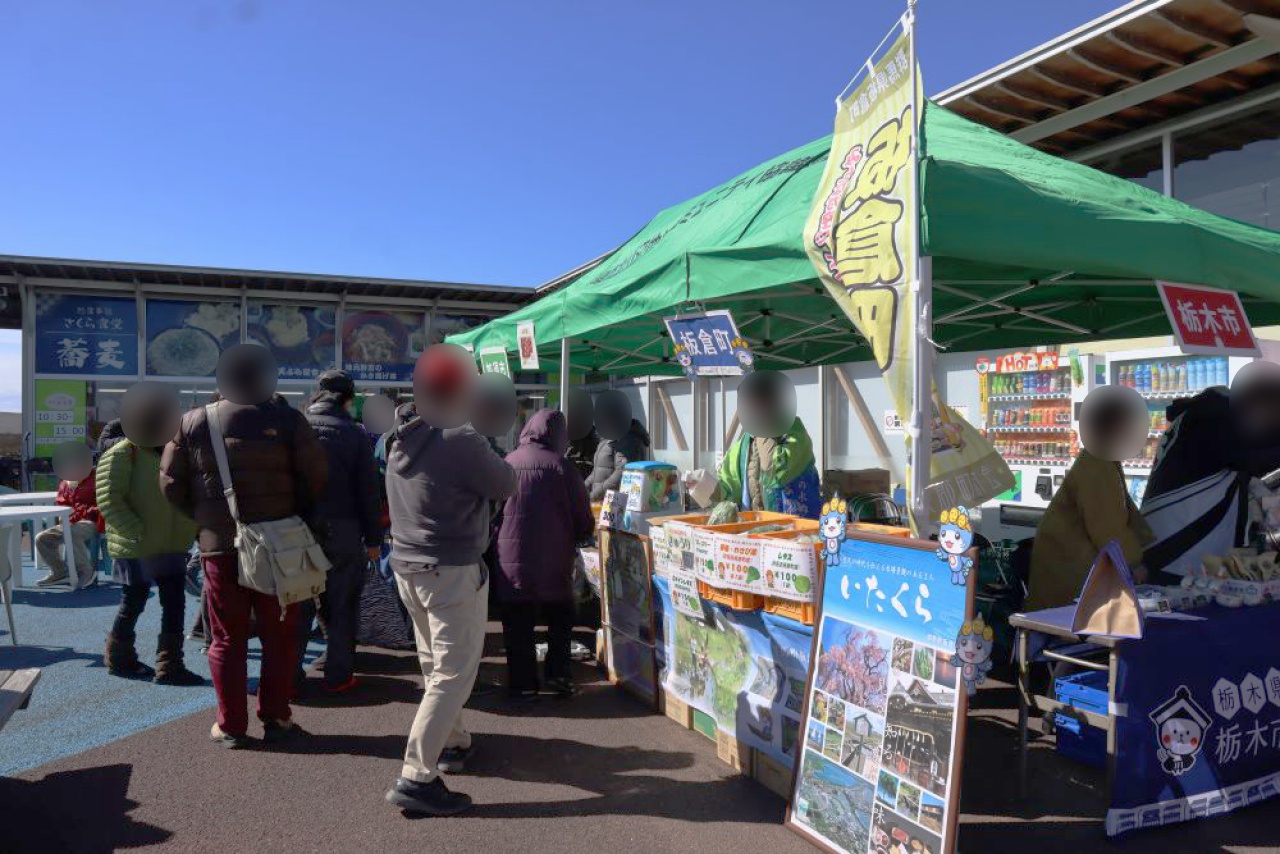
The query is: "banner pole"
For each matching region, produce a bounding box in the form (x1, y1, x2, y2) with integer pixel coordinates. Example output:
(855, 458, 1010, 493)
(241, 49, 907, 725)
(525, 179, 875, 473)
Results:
(907, 0, 933, 532)
(560, 336, 571, 417)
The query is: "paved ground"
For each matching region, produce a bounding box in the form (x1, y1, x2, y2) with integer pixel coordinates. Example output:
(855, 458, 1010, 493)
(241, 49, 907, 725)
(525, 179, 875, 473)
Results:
(3, 578, 1278, 853)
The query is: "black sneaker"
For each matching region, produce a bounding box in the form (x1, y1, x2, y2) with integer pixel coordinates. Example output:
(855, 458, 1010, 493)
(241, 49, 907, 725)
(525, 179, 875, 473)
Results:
(262, 719, 308, 744)
(385, 777, 472, 816)
(437, 745, 473, 774)
(546, 677, 576, 699)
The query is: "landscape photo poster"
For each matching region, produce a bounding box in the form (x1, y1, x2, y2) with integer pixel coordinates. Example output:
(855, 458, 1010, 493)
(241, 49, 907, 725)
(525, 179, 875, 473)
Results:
(600, 529, 660, 710)
(786, 530, 977, 854)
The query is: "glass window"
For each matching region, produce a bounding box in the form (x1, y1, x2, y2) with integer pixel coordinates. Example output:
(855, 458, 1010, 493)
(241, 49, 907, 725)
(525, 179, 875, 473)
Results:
(1174, 100, 1280, 230)
(145, 298, 241, 378)
(1086, 138, 1163, 194)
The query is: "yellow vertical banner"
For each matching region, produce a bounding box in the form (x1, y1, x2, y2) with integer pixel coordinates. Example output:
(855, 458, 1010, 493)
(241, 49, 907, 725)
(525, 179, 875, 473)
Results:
(805, 14, 1012, 525)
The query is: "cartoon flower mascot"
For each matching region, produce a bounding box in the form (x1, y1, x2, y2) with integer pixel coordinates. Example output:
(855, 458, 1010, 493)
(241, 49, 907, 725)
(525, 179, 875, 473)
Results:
(951, 614, 994, 697)
(937, 506, 975, 585)
(820, 498, 847, 567)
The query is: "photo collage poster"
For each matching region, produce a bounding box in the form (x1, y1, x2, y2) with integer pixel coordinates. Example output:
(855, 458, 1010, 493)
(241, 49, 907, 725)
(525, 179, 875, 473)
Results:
(788, 532, 976, 854)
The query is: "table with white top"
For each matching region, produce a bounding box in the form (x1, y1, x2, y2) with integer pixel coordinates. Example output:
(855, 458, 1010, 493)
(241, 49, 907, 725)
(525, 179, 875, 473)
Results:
(0, 505, 76, 590)
(0, 492, 59, 507)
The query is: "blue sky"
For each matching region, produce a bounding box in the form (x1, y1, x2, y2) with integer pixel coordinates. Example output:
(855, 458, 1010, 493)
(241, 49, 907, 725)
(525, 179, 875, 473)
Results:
(0, 0, 1123, 409)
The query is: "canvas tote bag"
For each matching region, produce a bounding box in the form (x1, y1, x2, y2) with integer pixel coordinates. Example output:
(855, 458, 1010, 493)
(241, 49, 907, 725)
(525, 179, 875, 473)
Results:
(205, 403, 330, 610)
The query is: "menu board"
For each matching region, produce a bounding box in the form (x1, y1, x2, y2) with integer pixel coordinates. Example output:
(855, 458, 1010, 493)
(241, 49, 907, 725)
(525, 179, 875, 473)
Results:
(34, 379, 86, 457)
(145, 299, 241, 377)
(247, 301, 337, 380)
(343, 309, 427, 383)
(35, 293, 138, 376)
(788, 533, 975, 854)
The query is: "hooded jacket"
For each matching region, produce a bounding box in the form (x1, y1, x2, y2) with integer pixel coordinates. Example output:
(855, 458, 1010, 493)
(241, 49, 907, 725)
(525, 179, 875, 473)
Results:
(497, 410, 595, 603)
(384, 417, 516, 569)
(586, 419, 651, 501)
(159, 400, 328, 557)
(305, 395, 383, 552)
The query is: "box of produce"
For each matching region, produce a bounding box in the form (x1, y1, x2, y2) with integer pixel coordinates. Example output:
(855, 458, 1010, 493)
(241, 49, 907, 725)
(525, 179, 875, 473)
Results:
(751, 528, 822, 603)
(619, 461, 682, 513)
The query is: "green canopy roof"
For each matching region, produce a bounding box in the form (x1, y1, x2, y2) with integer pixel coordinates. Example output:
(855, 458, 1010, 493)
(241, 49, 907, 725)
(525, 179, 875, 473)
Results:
(452, 101, 1280, 376)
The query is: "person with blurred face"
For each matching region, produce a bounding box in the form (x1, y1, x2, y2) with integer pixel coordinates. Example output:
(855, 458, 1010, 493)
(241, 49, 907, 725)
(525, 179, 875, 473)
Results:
(584, 390, 651, 502)
(564, 388, 599, 480)
(98, 382, 202, 685)
(160, 344, 328, 749)
(35, 443, 103, 587)
(1029, 390, 1154, 610)
(384, 345, 515, 817)
(690, 372, 821, 517)
(296, 370, 383, 695)
(495, 410, 595, 700)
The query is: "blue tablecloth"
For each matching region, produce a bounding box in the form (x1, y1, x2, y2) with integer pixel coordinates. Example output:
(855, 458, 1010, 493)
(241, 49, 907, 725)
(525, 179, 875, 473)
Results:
(1108, 602, 1280, 836)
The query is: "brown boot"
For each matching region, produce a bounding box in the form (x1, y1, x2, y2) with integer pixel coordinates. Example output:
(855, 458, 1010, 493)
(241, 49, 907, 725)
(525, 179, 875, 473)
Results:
(106, 631, 155, 680)
(154, 632, 203, 686)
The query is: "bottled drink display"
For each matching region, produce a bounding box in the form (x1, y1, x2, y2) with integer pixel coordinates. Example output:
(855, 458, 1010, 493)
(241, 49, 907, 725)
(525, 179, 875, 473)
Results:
(988, 405, 1071, 427)
(991, 438, 1075, 462)
(988, 368, 1072, 396)
(1116, 357, 1229, 394)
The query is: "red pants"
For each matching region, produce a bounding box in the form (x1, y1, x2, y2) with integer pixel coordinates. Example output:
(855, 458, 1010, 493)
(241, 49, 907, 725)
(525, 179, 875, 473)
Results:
(203, 555, 300, 737)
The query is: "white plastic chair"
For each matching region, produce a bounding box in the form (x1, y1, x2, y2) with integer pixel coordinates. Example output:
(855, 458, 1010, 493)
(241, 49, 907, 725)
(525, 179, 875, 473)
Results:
(0, 522, 20, 645)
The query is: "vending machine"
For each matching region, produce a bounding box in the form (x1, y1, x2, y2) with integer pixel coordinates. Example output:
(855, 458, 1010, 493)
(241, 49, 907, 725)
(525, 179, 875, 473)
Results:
(1102, 347, 1250, 508)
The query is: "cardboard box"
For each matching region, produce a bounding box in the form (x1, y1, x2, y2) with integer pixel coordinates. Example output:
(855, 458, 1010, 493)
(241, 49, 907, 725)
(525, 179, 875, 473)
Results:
(663, 693, 692, 729)
(753, 752, 796, 799)
(716, 730, 753, 775)
(823, 468, 890, 500)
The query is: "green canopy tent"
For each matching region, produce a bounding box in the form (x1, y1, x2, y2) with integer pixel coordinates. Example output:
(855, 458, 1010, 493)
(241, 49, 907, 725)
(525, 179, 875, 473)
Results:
(452, 101, 1280, 378)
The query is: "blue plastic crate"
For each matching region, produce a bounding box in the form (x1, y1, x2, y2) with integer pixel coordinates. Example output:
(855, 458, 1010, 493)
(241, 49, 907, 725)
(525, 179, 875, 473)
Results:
(1053, 670, 1108, 768)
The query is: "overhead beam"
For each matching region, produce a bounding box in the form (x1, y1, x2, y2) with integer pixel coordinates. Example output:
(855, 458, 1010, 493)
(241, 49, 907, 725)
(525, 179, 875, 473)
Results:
(1067, 47, 1146, 83)
(993, 80, 1076, 111)
(1024, 65, 1105, 98)
(1106, 30, 1187, 67)
(1154, 9, 1234, 48)
(1013, 38, 1278, 144)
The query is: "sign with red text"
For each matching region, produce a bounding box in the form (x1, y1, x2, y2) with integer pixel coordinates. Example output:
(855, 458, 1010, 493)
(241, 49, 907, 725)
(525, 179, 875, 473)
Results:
(1158, 282, 1259, 357)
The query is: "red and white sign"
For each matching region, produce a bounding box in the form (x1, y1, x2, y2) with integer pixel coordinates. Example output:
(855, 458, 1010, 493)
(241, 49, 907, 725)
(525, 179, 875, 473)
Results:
(976, 349, 1060, 374)
(1157, 281, 1260, 357)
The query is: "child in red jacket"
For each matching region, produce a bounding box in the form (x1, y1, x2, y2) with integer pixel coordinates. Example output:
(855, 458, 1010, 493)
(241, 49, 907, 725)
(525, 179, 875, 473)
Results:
(35, 468, 103, 587)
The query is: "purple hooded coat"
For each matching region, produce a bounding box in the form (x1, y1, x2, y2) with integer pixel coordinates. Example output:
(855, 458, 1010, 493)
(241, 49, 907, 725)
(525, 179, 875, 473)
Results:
(496, 410, 595, 604)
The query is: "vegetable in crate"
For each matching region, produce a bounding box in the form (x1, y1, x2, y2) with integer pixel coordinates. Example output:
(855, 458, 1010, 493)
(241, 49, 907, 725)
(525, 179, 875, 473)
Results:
(745, 524, 789, 535)
(708, 501, 740, 525)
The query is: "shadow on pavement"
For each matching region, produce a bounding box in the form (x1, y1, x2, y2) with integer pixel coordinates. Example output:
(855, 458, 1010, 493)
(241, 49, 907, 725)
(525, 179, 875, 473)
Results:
(0, 763, 172, 853)
(13, 585, 123, 610)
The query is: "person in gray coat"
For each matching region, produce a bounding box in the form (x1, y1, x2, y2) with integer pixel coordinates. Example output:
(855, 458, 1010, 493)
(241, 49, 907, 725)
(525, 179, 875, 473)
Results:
(586, 419, 651, 501)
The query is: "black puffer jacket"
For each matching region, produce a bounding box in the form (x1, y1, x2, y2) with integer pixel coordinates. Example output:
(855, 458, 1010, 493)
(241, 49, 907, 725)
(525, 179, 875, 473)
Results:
(306, 395, 382, 553)
(586, 419, 651, 501)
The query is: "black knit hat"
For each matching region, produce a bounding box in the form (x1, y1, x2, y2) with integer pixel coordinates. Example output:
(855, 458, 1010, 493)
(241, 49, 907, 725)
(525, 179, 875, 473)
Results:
(317, 369, 356, 398)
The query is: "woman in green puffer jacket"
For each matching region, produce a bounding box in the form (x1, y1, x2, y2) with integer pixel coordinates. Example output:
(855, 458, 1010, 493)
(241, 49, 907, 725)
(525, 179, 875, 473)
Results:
(97, 436, 202, 685)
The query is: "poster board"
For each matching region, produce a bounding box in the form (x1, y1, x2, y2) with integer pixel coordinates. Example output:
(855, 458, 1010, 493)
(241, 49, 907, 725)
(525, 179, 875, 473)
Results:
(600, 528, 659, 710)
(34, 379, 87, 458)
(787, 531, 977, 854)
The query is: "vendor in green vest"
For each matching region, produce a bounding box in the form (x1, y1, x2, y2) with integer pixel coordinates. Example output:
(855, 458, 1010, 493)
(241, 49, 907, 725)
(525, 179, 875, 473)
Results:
(686, 371, 821, 518)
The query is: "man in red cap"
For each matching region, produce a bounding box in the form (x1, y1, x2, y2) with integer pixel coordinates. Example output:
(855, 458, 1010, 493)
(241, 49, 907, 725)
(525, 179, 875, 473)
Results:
(383, 345, 515, 816)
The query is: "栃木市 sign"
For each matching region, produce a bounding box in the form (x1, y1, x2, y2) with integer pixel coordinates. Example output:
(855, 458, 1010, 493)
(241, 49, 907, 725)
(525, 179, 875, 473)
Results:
(1157, 281, 1260, 357)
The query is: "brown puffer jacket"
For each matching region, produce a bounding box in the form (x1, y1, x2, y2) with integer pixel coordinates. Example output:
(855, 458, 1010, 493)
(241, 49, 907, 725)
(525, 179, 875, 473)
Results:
(160, 399, 328, 557)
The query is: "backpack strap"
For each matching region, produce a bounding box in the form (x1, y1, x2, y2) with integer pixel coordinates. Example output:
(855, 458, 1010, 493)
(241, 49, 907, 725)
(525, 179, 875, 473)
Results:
(204, 403, 242, 523)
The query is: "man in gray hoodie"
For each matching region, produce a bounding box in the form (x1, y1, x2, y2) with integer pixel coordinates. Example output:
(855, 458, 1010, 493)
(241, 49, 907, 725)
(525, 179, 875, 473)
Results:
(384, 348, 516, 817)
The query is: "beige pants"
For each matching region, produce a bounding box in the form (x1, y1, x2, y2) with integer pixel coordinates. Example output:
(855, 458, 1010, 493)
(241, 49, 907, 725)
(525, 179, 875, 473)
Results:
(394, 562, 488, 783)
(35, 520, 97, 579)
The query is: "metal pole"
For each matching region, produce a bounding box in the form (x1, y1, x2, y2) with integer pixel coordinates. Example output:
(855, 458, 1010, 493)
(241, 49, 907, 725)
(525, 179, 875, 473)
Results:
(559, 337, 570, 416)
(907, 1, 933, 532)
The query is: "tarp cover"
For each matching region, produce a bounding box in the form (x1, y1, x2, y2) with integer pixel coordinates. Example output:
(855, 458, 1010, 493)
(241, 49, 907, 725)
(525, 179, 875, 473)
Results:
(452, 101, 1280, 375)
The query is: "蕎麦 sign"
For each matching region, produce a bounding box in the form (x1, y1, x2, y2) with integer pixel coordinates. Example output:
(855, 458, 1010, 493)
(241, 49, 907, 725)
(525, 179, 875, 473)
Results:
(1157, 281, 1260, 357)
(663, 310, 754, 379)
(35, 293, 138, 376)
